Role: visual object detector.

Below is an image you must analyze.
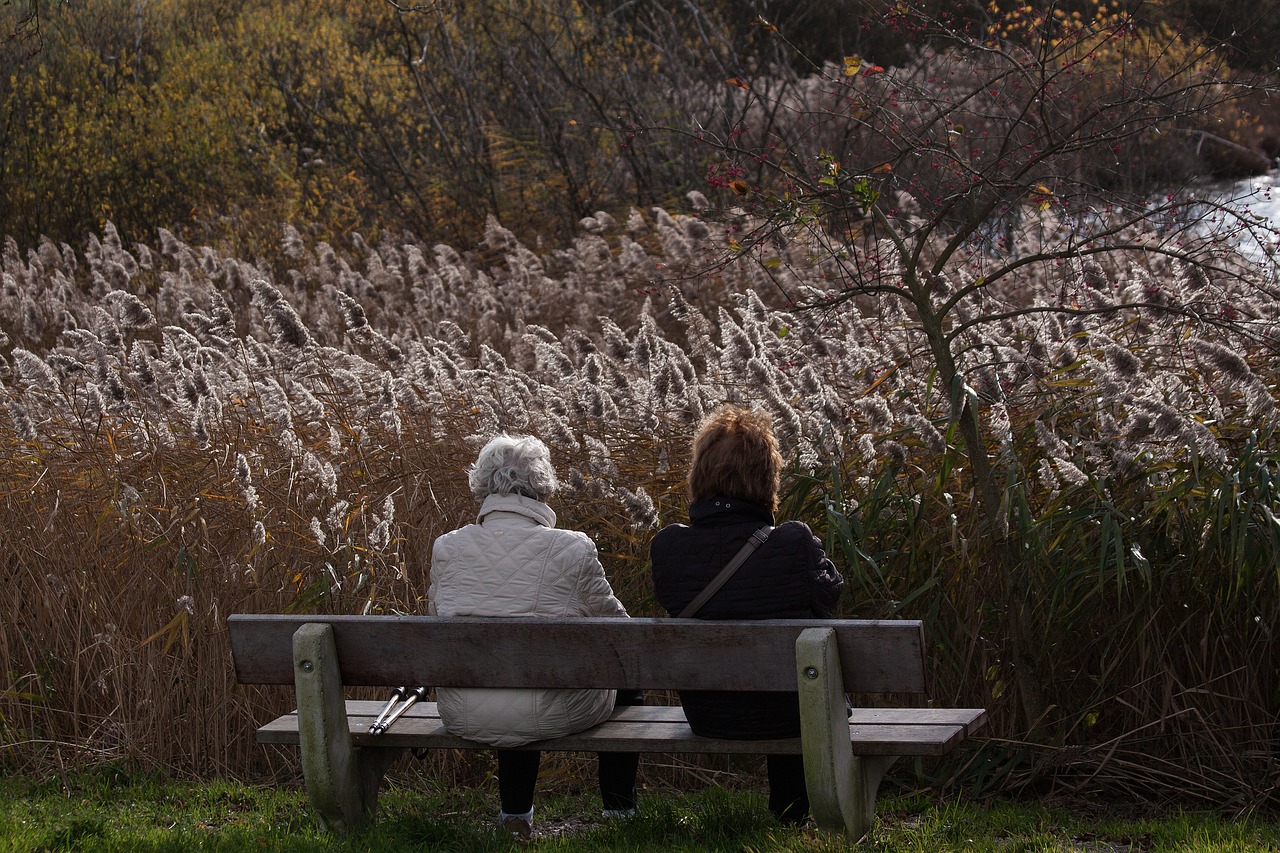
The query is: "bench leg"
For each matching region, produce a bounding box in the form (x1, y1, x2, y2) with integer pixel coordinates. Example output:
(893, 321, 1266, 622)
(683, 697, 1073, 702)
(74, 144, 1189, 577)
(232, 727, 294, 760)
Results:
(795, 627, 899, 839)
(293, 623, 402, 833)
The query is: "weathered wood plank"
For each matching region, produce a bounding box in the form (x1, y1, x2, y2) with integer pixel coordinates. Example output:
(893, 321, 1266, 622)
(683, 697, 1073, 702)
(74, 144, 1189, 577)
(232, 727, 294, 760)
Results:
(332, 700, 986, 734)
(228, 616, 927, 694)
(257, 708, 980, 756)
(261, 718, 969, 755)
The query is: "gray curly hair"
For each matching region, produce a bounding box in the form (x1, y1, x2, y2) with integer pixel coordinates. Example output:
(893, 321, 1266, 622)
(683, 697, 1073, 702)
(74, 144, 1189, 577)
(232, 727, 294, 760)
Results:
(468, 434, 559, 501)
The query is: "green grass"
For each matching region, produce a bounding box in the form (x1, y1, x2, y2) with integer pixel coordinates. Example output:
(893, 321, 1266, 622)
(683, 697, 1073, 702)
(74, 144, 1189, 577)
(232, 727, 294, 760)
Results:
(0, 768, 1276, 852)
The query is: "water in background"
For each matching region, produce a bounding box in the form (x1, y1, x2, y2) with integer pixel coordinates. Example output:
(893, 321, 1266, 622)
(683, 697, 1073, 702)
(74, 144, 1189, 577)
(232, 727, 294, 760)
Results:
(1211, 167, 1280, 270)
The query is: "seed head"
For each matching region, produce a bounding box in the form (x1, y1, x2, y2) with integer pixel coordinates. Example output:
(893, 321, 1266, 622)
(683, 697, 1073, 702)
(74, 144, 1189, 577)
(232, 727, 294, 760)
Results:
(619, 486, 658, 529)
(104, 291, 156, 329)
(250, 279, 313, 349)
(1081, 259, 1109, 291)
(310, 517, 327, 550)
(1054, 457, 1089, 488)
(853, 396, 893, 433)
(12, 348, 59, 390)
(1104, 345, 1142, 380)
(1037, 458, 1060, 493)
(9, 400, 37, 441)
(1193, 340, 1251, 385)
(335, 291, 368, 330)
(236, 453, 252, 486)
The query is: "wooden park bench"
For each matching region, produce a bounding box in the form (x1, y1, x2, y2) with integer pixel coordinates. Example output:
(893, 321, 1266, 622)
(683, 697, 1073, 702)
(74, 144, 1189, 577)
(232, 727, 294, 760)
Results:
(227, 615, 986, 839)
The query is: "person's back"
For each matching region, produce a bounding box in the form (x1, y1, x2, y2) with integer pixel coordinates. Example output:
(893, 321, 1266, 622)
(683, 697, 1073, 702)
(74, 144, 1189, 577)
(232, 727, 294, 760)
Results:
(651, 497, 839, 620)
(430, 492, 626, 747)
(427, 433, 639, 839)
(649, 406, 844, 825)
(651, 495, 842, 738)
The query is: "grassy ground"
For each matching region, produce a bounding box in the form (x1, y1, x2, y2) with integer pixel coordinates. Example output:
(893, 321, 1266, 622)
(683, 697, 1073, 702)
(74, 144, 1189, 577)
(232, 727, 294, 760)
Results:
(0, 767, 1276, 852)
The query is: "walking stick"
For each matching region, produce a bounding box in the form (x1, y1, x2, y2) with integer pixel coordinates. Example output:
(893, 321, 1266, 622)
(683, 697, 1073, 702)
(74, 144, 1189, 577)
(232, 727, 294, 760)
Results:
(371, 686, 427, 735)
(369, 685, 408, 733)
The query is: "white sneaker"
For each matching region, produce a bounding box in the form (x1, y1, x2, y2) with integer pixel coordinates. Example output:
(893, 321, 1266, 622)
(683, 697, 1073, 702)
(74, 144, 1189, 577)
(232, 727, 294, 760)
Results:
(499, 811, 533, 841)
(602, 808, 637, 819)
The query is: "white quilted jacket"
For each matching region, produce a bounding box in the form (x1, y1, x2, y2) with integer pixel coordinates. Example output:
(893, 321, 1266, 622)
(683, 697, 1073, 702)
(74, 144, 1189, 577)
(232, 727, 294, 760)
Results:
(427, 494, 628, 747)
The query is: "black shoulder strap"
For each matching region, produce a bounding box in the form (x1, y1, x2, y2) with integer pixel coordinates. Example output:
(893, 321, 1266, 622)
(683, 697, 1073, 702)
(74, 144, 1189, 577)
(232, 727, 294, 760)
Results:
(678, 525, 773, 618)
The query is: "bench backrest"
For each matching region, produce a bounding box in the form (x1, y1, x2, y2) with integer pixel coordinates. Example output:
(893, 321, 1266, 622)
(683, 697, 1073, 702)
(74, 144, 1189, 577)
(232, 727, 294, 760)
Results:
(228, 615, 928, 694)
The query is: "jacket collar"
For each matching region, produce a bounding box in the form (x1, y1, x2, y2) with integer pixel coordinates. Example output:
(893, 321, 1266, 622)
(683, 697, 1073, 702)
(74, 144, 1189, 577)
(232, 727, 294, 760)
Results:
(477, 493, 557, 528)
(689, 496, 774, 526)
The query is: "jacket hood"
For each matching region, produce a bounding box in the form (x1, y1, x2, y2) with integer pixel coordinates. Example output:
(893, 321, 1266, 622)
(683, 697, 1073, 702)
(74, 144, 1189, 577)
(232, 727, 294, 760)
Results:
(476, 493, 557, 528)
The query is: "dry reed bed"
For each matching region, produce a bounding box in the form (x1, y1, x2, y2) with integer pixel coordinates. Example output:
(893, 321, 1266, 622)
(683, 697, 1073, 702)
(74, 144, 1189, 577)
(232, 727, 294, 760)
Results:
(0, 208, 1277, 807)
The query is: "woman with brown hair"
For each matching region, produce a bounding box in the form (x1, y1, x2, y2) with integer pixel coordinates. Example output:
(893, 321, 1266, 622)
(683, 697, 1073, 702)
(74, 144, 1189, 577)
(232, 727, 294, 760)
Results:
(650, 405, 844, 825)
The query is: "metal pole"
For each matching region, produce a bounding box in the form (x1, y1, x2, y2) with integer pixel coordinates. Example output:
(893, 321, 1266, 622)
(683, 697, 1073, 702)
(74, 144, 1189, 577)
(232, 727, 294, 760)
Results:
(369, 686, 407, 733)
(370, 686, 427, 735)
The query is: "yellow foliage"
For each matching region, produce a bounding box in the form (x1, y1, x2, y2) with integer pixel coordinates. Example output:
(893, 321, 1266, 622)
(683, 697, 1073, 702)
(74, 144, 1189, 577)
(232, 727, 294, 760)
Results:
(978, 0, 1248, 158)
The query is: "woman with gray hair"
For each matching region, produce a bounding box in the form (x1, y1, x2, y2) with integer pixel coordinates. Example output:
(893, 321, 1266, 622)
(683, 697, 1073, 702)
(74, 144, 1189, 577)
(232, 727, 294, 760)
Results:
(428, 434, 639, 840)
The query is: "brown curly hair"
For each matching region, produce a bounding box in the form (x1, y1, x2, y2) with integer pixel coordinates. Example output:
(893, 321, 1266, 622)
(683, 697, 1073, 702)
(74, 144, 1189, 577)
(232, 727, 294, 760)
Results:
(687, 405, 782, 512)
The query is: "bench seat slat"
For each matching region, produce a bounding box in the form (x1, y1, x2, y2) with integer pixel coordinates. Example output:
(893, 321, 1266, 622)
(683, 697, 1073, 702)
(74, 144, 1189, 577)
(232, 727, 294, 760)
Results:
(333, 700, 987, 734)
(255, 701, 986, 756)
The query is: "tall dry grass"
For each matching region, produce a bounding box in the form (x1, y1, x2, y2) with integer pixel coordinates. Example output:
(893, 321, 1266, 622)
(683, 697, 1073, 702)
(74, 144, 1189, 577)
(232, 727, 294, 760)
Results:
(0, 207, 1276, 808)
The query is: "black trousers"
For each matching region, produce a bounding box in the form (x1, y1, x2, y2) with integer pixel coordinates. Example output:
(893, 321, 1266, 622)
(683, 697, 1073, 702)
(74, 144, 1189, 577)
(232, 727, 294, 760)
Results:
(766, 753, 809, 825)
(497, 749, 639, 814)
(496, 689, 643, 815)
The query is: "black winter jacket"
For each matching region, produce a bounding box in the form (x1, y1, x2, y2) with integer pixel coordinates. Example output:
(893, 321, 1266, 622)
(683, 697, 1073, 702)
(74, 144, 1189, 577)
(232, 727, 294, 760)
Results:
(650, 496, 844, 739)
